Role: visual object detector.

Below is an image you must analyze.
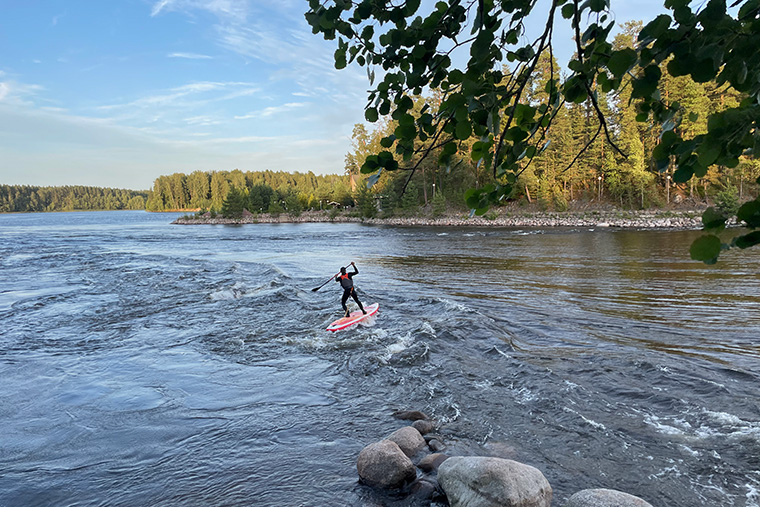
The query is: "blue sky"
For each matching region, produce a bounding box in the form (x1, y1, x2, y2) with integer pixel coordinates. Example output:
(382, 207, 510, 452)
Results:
(0, 0, 667, 190)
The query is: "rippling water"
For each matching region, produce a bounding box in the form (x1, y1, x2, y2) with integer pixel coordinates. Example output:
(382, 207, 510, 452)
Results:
(1, 211, 759, 506)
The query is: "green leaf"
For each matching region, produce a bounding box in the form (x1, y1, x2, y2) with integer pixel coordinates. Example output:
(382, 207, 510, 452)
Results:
(365, 107, 378, 122)
(733, 231, 760, 249)
(561, 4, 575, 18)
(334, 48, 347, 69)
(690, 235, 722, 264)
(672, 166, 693, 183)
(455, 121, 473, 140)
(697, 142, 721, 167)
(691, 60, 717, 83)
(607, 48, 637, 77)
(701, 207, 727, 231)
(639, 14, 671, 43)
(380, 135, 396, 148)
(737, 200, 760, 228)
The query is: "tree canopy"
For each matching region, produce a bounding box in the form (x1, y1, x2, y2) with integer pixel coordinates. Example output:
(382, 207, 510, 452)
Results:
(306, 0, 760, 263)
(0, 184, 147, 212)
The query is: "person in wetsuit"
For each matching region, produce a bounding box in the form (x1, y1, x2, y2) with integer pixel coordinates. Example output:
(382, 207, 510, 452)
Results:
(335, 261, 366, 317)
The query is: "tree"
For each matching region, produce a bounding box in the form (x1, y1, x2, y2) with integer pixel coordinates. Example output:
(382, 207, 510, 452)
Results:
(221, 186, 246, 218)
(306, 0, 760, 262)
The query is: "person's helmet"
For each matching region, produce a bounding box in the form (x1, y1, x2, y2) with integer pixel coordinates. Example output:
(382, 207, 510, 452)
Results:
(340, 267, 347, 274)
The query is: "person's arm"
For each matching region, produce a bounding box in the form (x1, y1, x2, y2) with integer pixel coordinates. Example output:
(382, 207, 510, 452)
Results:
(350, 261, 358, 275)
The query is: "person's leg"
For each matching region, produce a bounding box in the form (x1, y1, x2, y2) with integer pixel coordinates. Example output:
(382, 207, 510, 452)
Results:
(351, 289, 366, 313)
(341, 290, 350, 316)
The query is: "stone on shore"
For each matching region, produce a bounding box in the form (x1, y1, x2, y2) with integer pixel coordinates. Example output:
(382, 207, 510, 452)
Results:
(564, 488, 653, 507)
(387, 426, 427, 458)
(356, 440, 417, 489)
(438, 456, 552, 507)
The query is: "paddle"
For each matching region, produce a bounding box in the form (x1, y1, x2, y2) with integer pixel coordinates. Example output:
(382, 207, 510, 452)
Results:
(311, 263, 352, 292)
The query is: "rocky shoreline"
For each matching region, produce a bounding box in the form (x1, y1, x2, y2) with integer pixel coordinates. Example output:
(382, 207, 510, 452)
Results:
(360, 409, 654, 506)
(172, 209, 707, 229)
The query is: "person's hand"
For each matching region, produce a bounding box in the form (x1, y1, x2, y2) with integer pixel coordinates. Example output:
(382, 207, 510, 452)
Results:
(351, 261, 355, 266)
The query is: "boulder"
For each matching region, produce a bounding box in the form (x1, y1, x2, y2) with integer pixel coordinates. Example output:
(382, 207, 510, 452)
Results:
(428, 438, 446, 452)
(564, 488, 653, 507)
(357, 440, 417, 489)
(418, 453, 449, 473)
(409, 477, 439, 501)
(387, 426, 427, 457)
(438, 456, 552, 507)
(393, 409, 429, 421)
(412, 419, 435, 435)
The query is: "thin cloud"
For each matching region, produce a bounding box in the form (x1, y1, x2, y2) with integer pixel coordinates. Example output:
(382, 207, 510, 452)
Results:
(151, 0, 249, 22)
(151, 0, 174, 17)
(0, 79, 45, 106)
(97, 81, 258, 111)
(168, 52, 213, 59)
(234, 102, 306, 120)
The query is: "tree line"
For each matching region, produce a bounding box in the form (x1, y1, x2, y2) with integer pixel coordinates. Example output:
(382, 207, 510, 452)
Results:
(0, 184, 147, 213)
(340, 22, 759, 218)
(145, 169, 354, 213)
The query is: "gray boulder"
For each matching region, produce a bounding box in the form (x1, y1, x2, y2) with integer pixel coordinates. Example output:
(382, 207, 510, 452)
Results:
(438, 456, 552, 507)
(418, 453, 449, 473)
(356, 440, 417, 489)
(564, 488, 653, 507)
(387, 426, 427, 457)
(412, 419, 435, 435)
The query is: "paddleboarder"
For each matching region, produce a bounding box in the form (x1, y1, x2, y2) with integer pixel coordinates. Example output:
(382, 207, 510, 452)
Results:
(336, 261, 366, 317)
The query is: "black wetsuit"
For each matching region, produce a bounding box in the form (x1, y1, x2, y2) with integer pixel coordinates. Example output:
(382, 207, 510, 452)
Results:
(336, 266, 365, 315)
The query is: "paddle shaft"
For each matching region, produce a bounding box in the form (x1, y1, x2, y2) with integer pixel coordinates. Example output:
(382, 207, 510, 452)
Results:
(311, 262, 353, 292)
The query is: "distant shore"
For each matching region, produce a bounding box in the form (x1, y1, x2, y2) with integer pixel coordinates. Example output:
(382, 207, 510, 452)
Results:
(172, 208, 707, 229)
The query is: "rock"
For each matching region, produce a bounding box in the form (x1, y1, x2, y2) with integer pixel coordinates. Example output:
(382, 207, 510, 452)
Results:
(357, 440, 417, 489)
(393, 409, 429, 421)
(409, 477, 438, 500)
(438, 456, 552, 507)
(387, 426, 427, 457)
(412, 419, 435, 435)
(428, 438, 446, 452)
(563, 489, 653, 507)
(418, 453, 449, 473)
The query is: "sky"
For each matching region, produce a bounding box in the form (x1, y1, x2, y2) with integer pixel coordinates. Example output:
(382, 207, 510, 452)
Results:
(0, 0, 668, 190)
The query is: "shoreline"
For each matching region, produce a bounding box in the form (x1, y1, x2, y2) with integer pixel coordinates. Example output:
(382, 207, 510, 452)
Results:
(171, 209, 707, 229)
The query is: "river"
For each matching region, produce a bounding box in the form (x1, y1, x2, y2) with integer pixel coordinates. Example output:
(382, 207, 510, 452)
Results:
(1, 210, 759, 506)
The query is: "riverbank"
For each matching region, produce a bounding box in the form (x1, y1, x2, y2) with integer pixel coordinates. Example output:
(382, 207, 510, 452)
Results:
(171, 208, 706, 229)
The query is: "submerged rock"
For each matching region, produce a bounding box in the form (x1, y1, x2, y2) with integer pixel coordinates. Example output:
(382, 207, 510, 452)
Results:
(387, 426, 427, 458)
(393, 409, 429, 421)
(427, 438, 446, 452)
(357, 440, 417, 489)
(417, 453, 449, 473)
(412, 419, 435, 435)
(564, 488, 653, 507)
(438, 456, 552, 507)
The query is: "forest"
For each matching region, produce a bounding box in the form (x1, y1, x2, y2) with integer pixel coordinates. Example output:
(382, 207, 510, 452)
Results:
(0, 184, 147, 213)
(156, 23, 759, 220)
(144, 169, 354, 213)
(340, 22, 760, 218)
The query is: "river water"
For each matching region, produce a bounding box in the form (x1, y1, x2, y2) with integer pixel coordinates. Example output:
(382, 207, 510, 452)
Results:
(1, 210, 759, 506)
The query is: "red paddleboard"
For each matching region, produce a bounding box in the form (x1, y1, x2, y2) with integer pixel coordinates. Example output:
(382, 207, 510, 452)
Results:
(327, 303, 379, 332)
